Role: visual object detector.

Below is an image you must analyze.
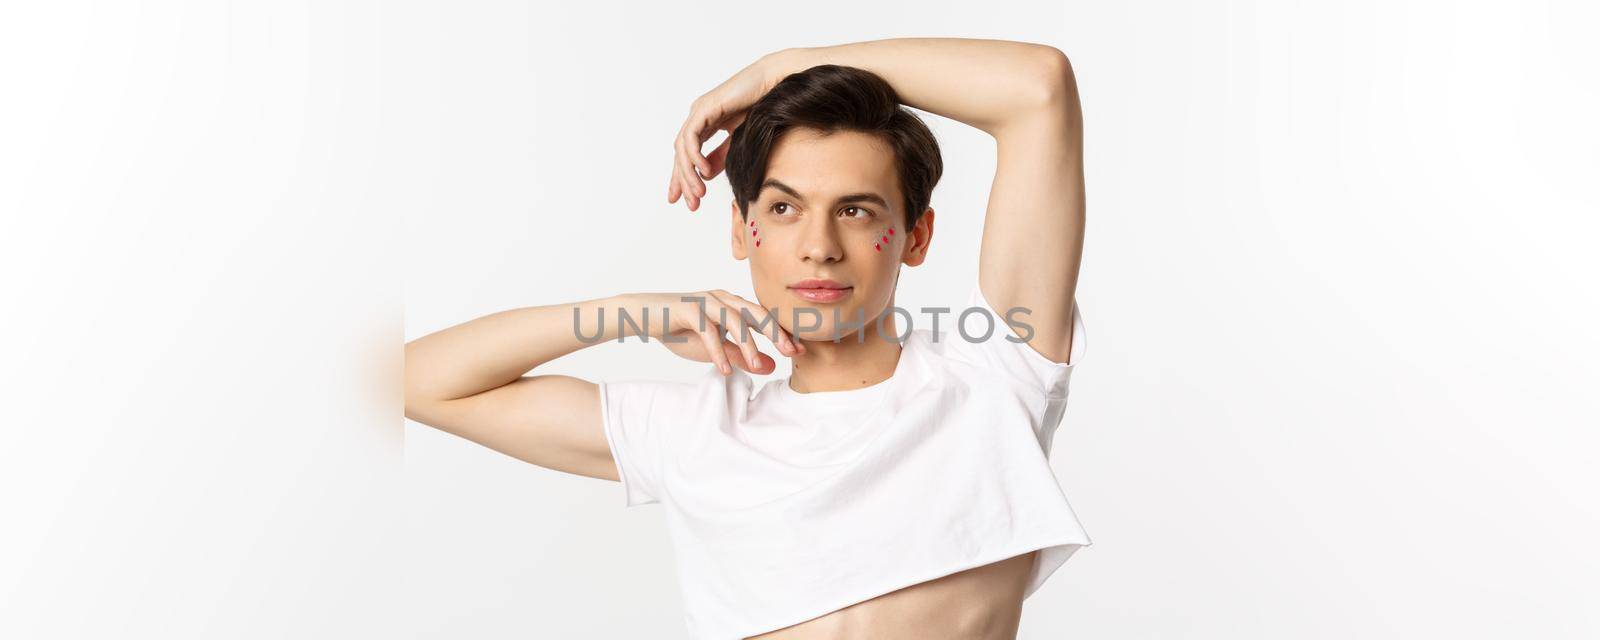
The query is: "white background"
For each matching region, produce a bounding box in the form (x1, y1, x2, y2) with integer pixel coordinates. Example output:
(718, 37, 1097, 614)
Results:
(2, 1, 1596, 638)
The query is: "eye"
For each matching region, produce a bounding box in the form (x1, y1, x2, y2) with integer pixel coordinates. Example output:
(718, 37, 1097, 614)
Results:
(769, 202, 794, 215)
(840, 206, 874, 219)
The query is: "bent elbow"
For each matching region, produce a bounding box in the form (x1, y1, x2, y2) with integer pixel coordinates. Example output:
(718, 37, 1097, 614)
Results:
(1031, 46, 1079, 111)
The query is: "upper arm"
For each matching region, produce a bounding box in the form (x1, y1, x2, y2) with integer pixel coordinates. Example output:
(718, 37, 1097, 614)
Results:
(976, 48, 1085, 364)
(405, 374, 622, 482)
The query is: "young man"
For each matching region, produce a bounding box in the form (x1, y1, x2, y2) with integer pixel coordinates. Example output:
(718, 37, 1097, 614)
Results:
(405, 37, 1088, 640)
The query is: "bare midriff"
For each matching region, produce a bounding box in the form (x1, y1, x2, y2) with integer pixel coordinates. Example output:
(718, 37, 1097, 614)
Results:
(744, 550, 1038, 640)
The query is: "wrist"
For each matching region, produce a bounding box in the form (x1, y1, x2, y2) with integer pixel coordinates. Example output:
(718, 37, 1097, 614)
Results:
(759, 47, 813, 89)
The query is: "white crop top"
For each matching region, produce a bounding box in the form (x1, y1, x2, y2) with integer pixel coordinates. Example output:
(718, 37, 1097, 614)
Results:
(598, 282, 1091, 639)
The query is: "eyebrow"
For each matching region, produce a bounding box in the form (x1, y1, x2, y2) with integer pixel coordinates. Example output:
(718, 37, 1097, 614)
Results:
(760, 178, 891, 211)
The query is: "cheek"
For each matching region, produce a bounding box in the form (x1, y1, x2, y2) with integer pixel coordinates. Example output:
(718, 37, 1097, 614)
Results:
(871, 225, 895, 252)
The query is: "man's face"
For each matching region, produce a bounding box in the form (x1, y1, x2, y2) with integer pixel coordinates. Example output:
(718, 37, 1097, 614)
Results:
(733, 127, 932, 342)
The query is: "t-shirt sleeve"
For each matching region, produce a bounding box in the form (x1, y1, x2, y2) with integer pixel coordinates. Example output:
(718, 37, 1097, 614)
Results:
(943, 282, 1087, 398)
(596, 379, 698, 508)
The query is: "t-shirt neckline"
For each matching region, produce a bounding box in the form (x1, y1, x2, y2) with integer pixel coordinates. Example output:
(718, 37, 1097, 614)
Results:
(776, 339, 910, 407)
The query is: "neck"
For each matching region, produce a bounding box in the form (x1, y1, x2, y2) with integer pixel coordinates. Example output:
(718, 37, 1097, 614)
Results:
(788, 307, 904, 393)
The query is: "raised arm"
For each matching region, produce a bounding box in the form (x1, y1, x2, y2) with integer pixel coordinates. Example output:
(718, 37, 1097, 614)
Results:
(673, 38, 1084, 362)
(405, 296, 621, 480)
(405, 290, 799, 478)
(777, 39, 1084, 363)
(764, 38, 1074, 138)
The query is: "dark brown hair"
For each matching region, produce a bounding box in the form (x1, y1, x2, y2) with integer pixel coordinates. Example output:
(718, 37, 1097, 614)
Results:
(726, 64, 943, 231)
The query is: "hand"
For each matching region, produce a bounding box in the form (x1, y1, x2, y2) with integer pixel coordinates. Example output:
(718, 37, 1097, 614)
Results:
(666, 53, 786, 212)
(634, 289, 805, 376)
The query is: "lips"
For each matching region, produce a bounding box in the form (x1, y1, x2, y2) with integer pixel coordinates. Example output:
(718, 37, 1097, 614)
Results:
(788, 278, 853, 303)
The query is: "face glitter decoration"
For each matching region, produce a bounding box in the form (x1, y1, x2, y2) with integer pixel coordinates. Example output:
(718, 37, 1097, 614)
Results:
(750, 220, 760, 248)
(873, 226, 894, 252)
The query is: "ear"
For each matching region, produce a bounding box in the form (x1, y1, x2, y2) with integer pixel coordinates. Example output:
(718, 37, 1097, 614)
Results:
(731, 200, 749, 260)
(902, 206, 935, 267)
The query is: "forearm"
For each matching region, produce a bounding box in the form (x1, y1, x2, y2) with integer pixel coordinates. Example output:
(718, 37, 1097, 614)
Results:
(404, 294, 641, 404)
(762, 38, 1072, 135)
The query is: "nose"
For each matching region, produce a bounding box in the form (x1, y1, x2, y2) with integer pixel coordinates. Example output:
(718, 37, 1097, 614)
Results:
(797, 214, 843, 264)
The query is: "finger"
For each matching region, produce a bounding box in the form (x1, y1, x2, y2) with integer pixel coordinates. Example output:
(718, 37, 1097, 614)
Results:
(672, 129, 694, 207)
(670, 125, 691, 207)
(675, 125, 700, 193)
(672, 161, 689, 206)
(708, 291, 794, 357)
(677, 124, 707, 198)
(721, 299, 776, 370)
(741, 295, 799, 357)
(722, 339, 775, 374)
(674, 134, 703, 211)
(686, 106, 716, 177)
(773, 324, 800, 356)
(775, 320, 799, 356)
(696, 311, 732, 375)
(711, 300, 761, 371)
(704, 136, 731, 181)
(669, 142, 687, 205)
(688, 113, 713, 180)
(706, 291, 769, 350)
